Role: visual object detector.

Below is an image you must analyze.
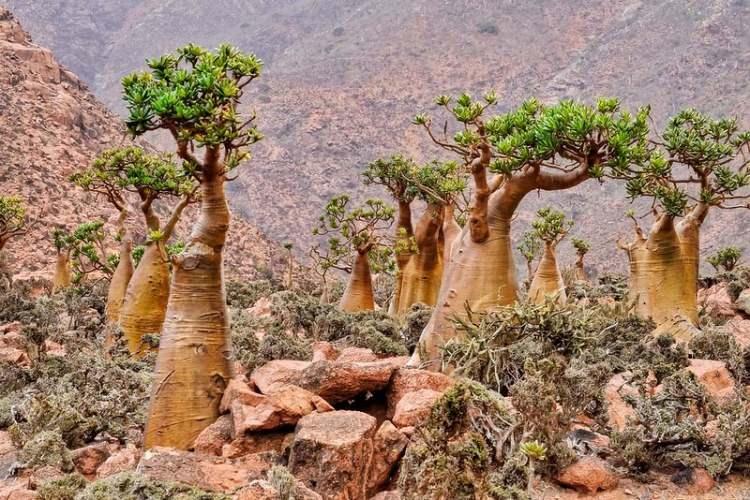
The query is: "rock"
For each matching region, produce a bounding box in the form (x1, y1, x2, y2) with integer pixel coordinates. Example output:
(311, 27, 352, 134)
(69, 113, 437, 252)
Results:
(0, 347, 29, 366)
(235, 478, 323, 500)
(369, 492, 401, 500)
(0, 431, 15, 457)
(367, 421, 408, 494)
(0, 482, 36, 500)
(568, 426, 611, 453)
(251, 360, 311, 394)
(96, 443, 140, 478)
(604, 372, 637, 431)
(736, 289, 750, 316)
(687, 359, 736, 403)
(231, 384, 333, 434)
(289, 411, 377, 500)
(698, 284, 736, 320)
(137, 447, 274, 493)
(222, 432, 289, 459)
(672, 467, 715, 494)
(312, 341, 339, 362)
(193, 414, 234, 456)
(337, 347, 377, 363)
(220, 378, 262, 414)
(386, 368, 453, 418)
(43, 340, 65, 357)
(556, 456, 618, 493)
(294, 358, 408, 404)
(392, 389, 442, 428)
(247, 296, 273, 319)
(71, 441, 110, 476)
(723, 317, 750, 349)
(28, 465, 64, 489)
(651, 315, 701, 344)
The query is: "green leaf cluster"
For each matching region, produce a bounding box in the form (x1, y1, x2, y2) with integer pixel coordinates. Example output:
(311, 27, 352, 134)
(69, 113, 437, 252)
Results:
(52, 221, 117, 281)
(517, 230, 541, 263)
(0, 195, 26, 234)
(708, 246, 743, 273)
(571, 237, 590, 256)
(530, 207, 572, 244)
(363, 155, 466, 205)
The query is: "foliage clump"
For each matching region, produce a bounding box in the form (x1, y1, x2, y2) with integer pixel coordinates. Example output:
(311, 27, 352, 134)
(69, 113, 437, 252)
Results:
(708, 246, 743, 273)
(400, 302, 433, 353)
(19, 429, 73, 472)
(76, 472, 230, 500)
(36, 473, 88, 500)
(712, 265, 750, 301)
(226, 279, 279, 309)
(399, 380, 526, 499)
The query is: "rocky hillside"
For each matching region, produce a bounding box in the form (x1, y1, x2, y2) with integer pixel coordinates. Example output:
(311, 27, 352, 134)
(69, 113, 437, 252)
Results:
(0, 7, 291, 281)
(5, 0, 750, 272)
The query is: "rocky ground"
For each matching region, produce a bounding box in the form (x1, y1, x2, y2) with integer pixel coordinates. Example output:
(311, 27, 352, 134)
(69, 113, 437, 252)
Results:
(0, 268, 749, 499)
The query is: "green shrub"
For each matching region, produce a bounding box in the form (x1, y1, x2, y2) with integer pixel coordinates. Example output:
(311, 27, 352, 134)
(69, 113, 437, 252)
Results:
(76, 472, 230, 500)
(226, 279, 278, 309)
(19, 430, 73, 471)
(400, 303, 432, 353)
(37, 473, 87, 500)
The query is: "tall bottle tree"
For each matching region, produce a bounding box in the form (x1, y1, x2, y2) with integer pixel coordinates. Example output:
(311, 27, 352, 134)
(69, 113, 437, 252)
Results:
(122, 43, 263, 448)
(410, 95, 650, 367)
(526, 207, 572, 304)
(364, 156, 465, 315)
(622, 109, 750, 327)
(571, 237, 591, 282)
(312, 195, 396, 312)
(75, 146, 196, 355)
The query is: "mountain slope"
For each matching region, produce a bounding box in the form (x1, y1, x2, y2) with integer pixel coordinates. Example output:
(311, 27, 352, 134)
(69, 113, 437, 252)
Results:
(5, 0, 750, 273)
(0, 7, 286, 281)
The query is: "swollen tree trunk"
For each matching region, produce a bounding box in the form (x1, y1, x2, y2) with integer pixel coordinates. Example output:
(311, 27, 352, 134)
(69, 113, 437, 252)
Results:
(397, 204, 444, 315)
(574, 254, 587, 282)
(120, 197, 190, 356)
(388, 200, 414, 316)
(144, 173, 232, 450)
(528, 242, 566, 304)
(105, 229, 134, 324)
(120, 243, 170, 356)
(52, 250, 71, 293)
(340, 251, 375, 312)
(409, 165, 590, 369)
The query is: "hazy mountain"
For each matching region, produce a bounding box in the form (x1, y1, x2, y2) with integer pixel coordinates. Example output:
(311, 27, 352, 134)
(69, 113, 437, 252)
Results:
(5, 0, 750, 272)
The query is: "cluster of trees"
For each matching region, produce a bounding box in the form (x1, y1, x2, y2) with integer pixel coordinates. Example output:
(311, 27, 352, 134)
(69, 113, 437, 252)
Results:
(2, 43, 749, 450)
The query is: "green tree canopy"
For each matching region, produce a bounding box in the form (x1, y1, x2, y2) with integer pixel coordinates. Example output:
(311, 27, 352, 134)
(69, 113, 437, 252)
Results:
(311, 195, 399, 276)
(53, 222, 118, 282)
(531, 207, 573, 245)
(517, 230, 542, 265)
(0, 196, 27, 249)
(122, 43, 263, 174)
(707, 246, 743, 273)
(571, 237, 591, 256)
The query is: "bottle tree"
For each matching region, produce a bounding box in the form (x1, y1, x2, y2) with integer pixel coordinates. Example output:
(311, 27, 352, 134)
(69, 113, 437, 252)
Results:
(122, 43, 263, 448)
(0, 196, 28, 280)
(526, 208, 572, 303)
(571, 237, 591, 282)
(70, 167, 133, 323)
(51, 226, 72, 292)
(312, 195, 396, 312)
(410, 95, 651, 367)
(708, 246, 742, 273)
(53, 221, 119, 281)
(622, 109, 750, 327)
(364, 156, 465, 315)
(73, 146, 196, 355)
(517, 230, 542, 289)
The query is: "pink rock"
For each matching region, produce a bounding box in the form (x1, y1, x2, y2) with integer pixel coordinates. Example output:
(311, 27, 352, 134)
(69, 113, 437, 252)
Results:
(193, 414, 234, 456)
(231, 385, 333, 434)
(96, 443, 140, 478)
(251, 360, 311, 394)
(392, 389, 442, 428)
(687, 359, 736, 403)
(337, 347, 377, 363)
(220, 378, 265, 414)
(247, 297, 273, 319)
(289, 411, 377, 500)
(556, 456, 618, 493)
(72, 441, 110, 476)
(0, 347, 29, 366)
(138, 447, 273, 493)
(367, 421, 408, 494)
(221, 432, 289, 459)
(723, 317, 750, 349)
(312, 341, 339, 362)
(386, 368, 454, 419)
(43, 340, 65, 357)
(698, 284, 736, 320)
(0, 482, 36, 500)
(604, 372, 638, 431)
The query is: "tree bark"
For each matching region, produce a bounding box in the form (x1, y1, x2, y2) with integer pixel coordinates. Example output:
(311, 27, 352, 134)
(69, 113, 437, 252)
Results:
(408, 165, 590, 369)
(52, 250, 71, 293)
(528, 242, 566, 304)
(105, 223, 134, 324)
(574, 254, 587, 282)
(144, 172, 232, 450)
(388, 200, 414, 316)
(340, 251, 375, 312)
(396, 204, 444, 315)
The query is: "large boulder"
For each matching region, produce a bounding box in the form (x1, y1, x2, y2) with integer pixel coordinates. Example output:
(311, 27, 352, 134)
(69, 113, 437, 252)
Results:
(686, 359, 736, 404)
(228, 384, 333, 435)
(291, 359, 407, 404)
(222, 432, 290, 459)
(391, 389, 443, 428)
(367, 421, 408, 494)
(289, 411, 377, 500)
(736, 289, 750, 316)
(698, 283, 736, 320)
(556, 456, 619, 493)
(193, 414, 234, 456)
(386, 368, 454, 419)
(137, 447, 274, 493)
(251, 360, 311, 394)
